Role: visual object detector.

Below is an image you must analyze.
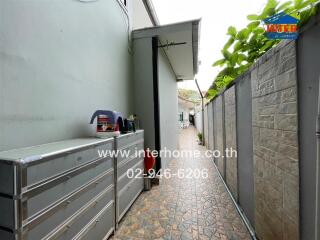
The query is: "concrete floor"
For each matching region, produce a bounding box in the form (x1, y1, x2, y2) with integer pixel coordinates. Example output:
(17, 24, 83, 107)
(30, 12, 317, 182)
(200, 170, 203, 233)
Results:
(112, 127, 251, 240)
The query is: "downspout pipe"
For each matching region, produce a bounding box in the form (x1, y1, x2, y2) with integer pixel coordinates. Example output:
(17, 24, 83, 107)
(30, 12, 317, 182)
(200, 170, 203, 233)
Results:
(142, 0, 160, 26)
(316, 78, 320, 240)
(195, 79, 205, 146)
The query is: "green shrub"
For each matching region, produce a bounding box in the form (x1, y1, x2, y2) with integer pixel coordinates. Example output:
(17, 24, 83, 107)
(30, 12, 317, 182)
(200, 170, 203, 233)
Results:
(207, 0, 319, 100)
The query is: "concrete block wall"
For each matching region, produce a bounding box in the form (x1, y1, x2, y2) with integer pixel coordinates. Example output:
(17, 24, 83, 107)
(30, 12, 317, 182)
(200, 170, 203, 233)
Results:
(251, 41, 299, 240)
(213, 96, 225, 179)
(204, 107, 209, 147)
(205, 40, 300, 240)
(224, 86, 238, 201)
(208, 102, 214, 151)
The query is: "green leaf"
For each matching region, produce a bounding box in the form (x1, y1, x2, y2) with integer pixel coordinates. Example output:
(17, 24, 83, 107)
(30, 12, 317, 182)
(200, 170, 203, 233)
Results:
(249, 33, 258, 43)
(223, 37, 235, 51)
(294, 0, 303, 8)
(277, 1, 293, 11)
(233, 41, 243, 51)
(212, 59, 226, 67)
(237, 54, 247, 64)
(266, 7, 276, 16)
(222, 50, 232, 60)
(263, 0, 279, 12)
(299, 0, 318, 10)
(253, 27, 265, 34)
(230, 53, 239, 66)
(236, 28, 251, 41)
(227, 26, 237, 36)
(247, 14, 259, 20)
(247, 21, 260, 30)
(260, 0, 278, 19)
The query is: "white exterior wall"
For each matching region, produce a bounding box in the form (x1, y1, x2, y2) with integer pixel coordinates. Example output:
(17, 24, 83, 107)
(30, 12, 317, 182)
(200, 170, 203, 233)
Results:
(158, 50, 178, 168)
(178, 101, 191, 122)
(194, 107, 203, 134)
(0, 0, 134, 151)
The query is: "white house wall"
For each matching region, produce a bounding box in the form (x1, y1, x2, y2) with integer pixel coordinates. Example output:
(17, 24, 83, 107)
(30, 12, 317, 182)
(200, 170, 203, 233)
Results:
(194, 107, 203, 134)
(158, 49, 178, 169)
(178, 102, 191, 123)
(0, 0, 133, 151)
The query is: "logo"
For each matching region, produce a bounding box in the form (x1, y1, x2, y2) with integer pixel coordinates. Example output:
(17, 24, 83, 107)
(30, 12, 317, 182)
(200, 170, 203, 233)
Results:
(263, 12, 300, 40)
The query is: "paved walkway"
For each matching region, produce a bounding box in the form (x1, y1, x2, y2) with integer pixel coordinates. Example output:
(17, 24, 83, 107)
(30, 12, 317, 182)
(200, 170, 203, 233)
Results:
(112, 127, 251, 240)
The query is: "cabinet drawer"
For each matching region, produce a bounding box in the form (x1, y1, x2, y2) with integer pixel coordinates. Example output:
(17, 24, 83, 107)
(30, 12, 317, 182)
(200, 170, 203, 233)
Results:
(27, 142, 113, 186)
(43, 188, 114, 240)
(117, 131, 144, 150)
(0, 163, 14, 195)
(118, 177, 143, 221)
(117, 156, 143, 178)
(26, 157, 113, 218)
(0, 196, 15, 230)
(117, 160, 144, 191)
(116, 142, 144, 165)
(26, 170, 114, 240)
(73, 202, 114, 240)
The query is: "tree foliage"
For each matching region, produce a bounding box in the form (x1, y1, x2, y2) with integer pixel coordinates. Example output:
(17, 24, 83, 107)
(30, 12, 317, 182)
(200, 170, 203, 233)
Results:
(207, 0, 319, 100)
(178, 89, 202, 103)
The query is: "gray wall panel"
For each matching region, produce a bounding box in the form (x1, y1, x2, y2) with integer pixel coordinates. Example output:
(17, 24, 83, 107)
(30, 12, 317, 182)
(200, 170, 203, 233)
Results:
(224, 86, 238, 200)
(133, 38, 155, 150)
(208, 102, 214, 151)
(204, 107, 208, 147)
(214, 96, 225, 179)
(236, 74, 255, 226)
(297, 23, 320, 240)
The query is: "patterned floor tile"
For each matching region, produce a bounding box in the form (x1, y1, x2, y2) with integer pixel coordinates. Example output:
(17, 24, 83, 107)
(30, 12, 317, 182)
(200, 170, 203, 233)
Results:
(112, 128, 251, 240)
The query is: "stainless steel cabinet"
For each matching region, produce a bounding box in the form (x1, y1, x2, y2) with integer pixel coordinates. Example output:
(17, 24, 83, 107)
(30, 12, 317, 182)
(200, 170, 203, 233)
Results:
(0, 130, 145, 240)
(0, 138, 115, 240)
(115, 130, 144, 224)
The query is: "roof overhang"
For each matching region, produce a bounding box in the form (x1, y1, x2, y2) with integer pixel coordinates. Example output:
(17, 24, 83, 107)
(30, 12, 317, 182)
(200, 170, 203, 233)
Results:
(132, 19, 201, 81)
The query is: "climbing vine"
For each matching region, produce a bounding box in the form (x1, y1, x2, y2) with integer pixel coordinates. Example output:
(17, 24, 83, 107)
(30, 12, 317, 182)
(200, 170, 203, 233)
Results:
(207, 0, 319, 100)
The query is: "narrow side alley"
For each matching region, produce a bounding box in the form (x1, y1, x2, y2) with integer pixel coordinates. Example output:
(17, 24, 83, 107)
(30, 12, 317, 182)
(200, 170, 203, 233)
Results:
(113, 127, 251, 240)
